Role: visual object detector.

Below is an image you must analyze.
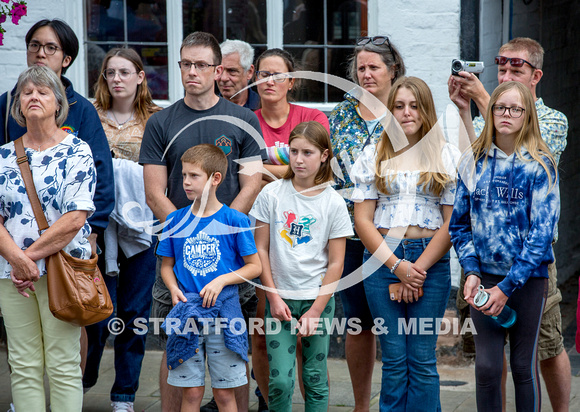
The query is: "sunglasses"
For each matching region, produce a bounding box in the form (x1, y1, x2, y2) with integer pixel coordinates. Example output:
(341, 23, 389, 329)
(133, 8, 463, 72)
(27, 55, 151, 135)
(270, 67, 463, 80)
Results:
(357, 36, 394, 56)
(495, 56, 536, 69)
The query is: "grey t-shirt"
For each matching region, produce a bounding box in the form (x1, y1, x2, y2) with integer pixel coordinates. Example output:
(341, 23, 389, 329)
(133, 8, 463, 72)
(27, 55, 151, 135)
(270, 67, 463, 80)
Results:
(139, 97, 265, 209)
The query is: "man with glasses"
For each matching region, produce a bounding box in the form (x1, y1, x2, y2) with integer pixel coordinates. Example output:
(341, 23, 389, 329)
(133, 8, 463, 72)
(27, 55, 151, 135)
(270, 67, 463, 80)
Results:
(217, 39, 260, 111)
(139, 31, 264, 412)
(449, 37, 570, 412)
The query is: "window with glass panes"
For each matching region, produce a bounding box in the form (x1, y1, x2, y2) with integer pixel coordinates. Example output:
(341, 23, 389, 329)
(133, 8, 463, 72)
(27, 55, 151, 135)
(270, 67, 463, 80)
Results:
(85, 0, 169, 100)
(85, 0, 367, 104)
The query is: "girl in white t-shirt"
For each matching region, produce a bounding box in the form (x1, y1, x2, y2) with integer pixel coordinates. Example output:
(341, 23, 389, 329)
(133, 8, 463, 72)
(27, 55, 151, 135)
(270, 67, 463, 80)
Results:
(251, 121, 353, 412)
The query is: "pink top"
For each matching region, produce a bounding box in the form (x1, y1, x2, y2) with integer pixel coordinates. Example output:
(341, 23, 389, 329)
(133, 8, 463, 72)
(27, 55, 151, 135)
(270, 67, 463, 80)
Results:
(256, 104, 330, 165)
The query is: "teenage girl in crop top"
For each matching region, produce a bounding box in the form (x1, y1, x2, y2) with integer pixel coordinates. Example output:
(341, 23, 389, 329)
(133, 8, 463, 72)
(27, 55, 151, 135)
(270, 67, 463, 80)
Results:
(352, 76, 459, 412)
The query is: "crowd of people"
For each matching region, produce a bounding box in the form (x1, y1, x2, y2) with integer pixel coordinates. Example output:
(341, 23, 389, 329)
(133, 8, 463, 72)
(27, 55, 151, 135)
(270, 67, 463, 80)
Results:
(0, 16, 572, 412)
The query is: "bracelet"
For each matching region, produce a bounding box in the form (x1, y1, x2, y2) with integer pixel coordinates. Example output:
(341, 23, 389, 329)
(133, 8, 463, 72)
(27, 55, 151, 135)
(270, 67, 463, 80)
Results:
(390, 258, 402, 274)
(390, 258, 408, 274)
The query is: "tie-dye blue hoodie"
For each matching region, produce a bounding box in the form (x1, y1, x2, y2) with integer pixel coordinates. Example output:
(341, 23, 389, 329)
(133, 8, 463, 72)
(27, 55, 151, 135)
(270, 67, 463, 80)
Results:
(449, 143, 560, 297)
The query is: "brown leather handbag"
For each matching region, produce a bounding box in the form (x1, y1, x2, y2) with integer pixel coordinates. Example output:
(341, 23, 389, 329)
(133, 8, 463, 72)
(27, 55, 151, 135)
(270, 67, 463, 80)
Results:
(14, 137, 113, 326)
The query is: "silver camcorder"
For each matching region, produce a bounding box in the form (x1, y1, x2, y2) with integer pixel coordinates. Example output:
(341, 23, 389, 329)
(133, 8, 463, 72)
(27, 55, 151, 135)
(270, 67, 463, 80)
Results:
(451, 59, 484, 76)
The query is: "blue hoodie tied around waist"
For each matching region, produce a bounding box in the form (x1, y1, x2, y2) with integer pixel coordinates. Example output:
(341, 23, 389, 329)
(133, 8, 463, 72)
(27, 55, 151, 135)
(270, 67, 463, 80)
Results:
(162, 284, 248, 370)
(449, 143, 560, 297)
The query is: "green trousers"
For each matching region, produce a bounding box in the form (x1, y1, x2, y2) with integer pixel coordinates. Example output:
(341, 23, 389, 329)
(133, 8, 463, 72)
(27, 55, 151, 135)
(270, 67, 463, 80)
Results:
(265, 297, 335, 412)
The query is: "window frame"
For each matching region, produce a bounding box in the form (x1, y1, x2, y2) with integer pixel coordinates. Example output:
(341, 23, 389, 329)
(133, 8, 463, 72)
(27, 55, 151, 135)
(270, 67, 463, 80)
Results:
(74, 0, 379, 109)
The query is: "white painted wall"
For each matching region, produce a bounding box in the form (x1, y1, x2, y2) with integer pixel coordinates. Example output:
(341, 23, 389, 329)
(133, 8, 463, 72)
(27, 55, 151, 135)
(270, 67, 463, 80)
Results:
(0, 0, 83, 94)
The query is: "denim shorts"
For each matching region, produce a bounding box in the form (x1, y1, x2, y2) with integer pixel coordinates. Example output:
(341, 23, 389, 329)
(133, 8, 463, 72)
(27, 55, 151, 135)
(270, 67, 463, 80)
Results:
(337, 239, 374, 330)
(167, 320, 248, 389)
(152, 256, 259, 347)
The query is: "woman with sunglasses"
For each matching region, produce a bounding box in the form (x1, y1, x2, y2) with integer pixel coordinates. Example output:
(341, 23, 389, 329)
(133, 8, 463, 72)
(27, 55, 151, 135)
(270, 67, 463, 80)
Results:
(450, 81, 559, 412)
(83, 47, 161, 412)
(255, 48, 330, 186)
(328, 35, 405, 411)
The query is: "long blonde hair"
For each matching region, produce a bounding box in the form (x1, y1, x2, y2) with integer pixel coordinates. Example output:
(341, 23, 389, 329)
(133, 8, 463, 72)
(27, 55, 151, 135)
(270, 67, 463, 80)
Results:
(375, 76, 452, 196)
(472, 81, 556, 190)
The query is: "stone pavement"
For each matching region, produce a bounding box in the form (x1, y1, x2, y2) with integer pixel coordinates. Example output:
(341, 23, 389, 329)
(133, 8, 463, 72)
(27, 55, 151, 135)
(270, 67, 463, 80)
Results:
(1, 345, 579, 411)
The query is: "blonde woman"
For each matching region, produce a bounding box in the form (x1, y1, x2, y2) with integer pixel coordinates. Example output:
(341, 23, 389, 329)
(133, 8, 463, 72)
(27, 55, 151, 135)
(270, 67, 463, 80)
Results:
(450, 81, 559, 412)
(353, 76, 458, 411)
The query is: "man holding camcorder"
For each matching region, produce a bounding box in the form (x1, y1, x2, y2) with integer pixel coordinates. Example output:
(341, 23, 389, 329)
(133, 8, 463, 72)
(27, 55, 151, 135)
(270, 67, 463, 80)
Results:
(448, 37, 570, 412)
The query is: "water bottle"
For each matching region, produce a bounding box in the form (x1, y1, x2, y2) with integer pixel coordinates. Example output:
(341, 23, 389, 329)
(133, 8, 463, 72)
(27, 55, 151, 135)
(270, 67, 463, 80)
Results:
(473, 285, 517, 328)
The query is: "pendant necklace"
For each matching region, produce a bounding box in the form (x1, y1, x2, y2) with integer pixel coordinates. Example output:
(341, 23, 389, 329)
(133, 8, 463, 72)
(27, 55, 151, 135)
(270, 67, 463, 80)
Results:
(32, 128, 59, 152)
(110, 110, 134, 129)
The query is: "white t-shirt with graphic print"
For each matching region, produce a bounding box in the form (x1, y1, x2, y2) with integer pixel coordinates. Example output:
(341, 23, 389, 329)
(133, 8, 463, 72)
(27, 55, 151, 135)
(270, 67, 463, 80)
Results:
(250, 179, 353, 300)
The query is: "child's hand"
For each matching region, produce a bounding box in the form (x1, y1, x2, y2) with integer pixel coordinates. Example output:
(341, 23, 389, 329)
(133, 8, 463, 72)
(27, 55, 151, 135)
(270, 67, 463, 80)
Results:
(464, 274, 481, 308)
(170, 288, 187, 306)
(199, 277, 225, 308)
(268, 295, 292, 322)
(397, 261, 426, 290)
(296, 309, 322, 337)
(397, 283, 420, 303)
(478, 286, 508, 317)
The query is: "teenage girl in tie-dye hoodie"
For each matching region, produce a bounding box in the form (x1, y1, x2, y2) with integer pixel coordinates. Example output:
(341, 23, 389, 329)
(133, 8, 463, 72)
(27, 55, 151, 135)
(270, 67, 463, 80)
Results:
(450, 81, 559, 412)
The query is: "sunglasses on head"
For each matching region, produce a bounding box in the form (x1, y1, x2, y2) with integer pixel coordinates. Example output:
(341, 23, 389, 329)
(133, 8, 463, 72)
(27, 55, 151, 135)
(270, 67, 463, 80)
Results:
(495, 55, 536, 69)
(357, 36, 395, 56)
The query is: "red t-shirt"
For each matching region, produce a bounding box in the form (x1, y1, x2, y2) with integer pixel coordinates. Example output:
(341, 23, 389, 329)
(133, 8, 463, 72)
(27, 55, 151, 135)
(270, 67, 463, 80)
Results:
(256, 104, 330, 165)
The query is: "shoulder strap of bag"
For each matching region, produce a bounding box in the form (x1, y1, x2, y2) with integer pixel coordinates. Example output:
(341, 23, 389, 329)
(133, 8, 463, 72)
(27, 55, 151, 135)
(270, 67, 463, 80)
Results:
(4, 92, 10, 144)
(14, 138, 49, 233)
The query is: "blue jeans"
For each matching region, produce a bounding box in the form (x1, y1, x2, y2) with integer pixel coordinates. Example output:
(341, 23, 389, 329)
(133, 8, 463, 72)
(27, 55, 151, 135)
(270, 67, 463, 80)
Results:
(363, 237, 450, 412)
(83, 243, 156, 402)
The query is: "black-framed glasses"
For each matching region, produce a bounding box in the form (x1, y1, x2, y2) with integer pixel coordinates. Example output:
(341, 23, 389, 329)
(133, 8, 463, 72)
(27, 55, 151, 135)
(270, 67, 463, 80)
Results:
(178, 61, 217, 72)
(492, 104, 525, 118)
(255, 70, 290, 83)
(102, 69, 137, 80)
(356, 36, 394, 56)
(27, 42, 61, 55)
(495, 56, 536, 69)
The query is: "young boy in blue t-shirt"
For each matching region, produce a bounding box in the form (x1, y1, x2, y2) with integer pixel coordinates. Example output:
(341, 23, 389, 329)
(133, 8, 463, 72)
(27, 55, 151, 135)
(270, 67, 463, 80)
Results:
(157, 144, 261, 411)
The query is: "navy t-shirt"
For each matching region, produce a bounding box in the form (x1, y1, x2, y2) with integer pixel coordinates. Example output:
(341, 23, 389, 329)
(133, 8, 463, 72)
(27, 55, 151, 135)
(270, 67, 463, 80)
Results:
(157, 204, 257, 293)
(139, 98, 265, 209)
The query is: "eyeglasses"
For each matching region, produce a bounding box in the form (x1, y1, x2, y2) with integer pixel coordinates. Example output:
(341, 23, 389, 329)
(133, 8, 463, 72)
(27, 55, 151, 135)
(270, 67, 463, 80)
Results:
(356, 36, 394, 56)
(492, 104, 525, 118)
(102, 69, 137, 80)
(27, 42, 61, 55)
(178, 61, 217, 72)
(255, 70, 290, 83)
(495, 56, 536, 69)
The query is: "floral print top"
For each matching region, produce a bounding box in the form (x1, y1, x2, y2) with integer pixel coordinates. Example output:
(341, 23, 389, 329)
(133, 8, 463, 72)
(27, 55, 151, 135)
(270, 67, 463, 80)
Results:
(0, 134, 96, 279)
(329, 92, 385, 238)
(351, 143, 460, 230)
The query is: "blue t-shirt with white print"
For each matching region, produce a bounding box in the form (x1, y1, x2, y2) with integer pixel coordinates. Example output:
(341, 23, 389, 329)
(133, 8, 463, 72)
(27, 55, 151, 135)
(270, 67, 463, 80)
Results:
(157, 204, 257, 294)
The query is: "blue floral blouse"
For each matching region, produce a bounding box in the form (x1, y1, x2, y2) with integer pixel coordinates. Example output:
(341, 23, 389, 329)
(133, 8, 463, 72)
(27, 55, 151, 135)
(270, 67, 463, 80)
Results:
(0, 134, 96, 279)
(351, 143, 460, 230)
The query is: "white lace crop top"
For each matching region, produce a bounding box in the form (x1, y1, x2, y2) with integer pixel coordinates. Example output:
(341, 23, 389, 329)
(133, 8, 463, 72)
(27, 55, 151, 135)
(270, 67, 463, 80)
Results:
(351, 143, 460, 230)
